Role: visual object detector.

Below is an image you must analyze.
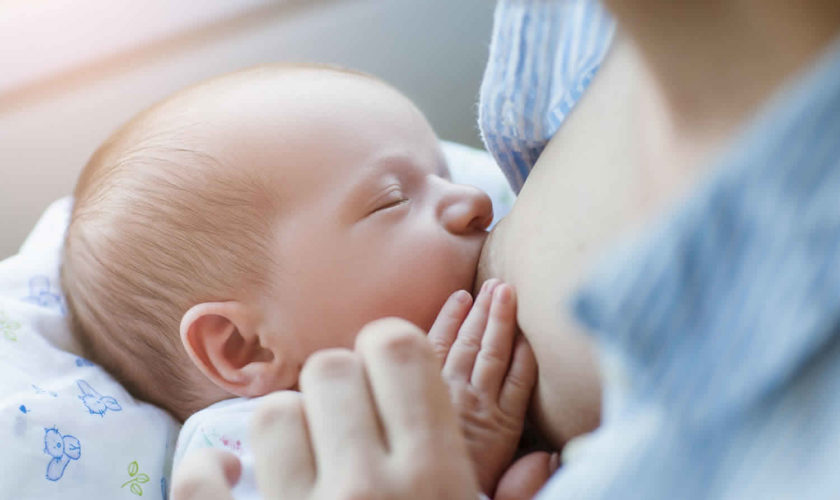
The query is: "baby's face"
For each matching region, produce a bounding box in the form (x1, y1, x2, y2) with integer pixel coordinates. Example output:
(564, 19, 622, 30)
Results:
(194, 69, 492, 361)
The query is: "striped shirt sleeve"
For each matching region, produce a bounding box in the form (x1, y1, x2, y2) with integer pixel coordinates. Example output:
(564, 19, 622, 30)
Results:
(478, 0, 615, 192)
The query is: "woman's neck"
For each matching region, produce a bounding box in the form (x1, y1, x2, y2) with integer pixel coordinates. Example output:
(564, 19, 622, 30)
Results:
(606, 0, 840, 142)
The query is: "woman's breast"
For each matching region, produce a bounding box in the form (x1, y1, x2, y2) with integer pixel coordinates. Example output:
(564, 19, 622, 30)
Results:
(473, 37, 642, 446)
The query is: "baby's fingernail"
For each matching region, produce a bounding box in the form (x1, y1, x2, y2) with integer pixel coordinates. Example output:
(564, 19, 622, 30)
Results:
(453, 290, 471, 304)
(483, 279, 500, 294)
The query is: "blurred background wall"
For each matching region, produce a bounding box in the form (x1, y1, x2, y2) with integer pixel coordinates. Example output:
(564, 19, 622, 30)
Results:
(0, 0, 496, 259)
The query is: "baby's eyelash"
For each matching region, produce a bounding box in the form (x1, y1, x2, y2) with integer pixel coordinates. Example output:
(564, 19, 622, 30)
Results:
(376, 196, 409, 212)
(368, 185, 409, 214)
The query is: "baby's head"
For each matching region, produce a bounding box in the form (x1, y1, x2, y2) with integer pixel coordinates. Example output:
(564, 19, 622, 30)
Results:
(61, 64, 492, 421)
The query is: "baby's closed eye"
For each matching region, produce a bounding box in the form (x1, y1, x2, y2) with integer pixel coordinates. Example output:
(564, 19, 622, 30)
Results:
(370, 186, 409, 214)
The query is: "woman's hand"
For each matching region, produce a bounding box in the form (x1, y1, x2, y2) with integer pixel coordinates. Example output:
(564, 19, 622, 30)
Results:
(428, 280, 537, 497)
(494, 451, 560, 500)
(171, 448, 241, 500)
(172, 318, 479, 500)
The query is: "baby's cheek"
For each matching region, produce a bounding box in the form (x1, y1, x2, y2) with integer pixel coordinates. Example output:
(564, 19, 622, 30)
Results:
(411, 284, 452, 332)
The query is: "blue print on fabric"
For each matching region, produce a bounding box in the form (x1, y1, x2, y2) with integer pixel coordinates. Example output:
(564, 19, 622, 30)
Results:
(43, 427, 81, 481)
(75, 357, 95, 367)
(22, 276, 67, 315)
(32, 385, 58, 397)
(77, 380, 122, 417)
(161, 477, 168, 500)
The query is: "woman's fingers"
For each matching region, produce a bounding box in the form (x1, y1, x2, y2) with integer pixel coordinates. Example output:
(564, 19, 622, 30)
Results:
(498, 335, 537, 418)
(171, 448, 241, 500)
(250, 391, 316, 498)
(300, 349, 387, 476)
(442, 279, 500, 381)
(494, 451, 558, 500)
(356, 318, 467, 460)
(247, 318, 479, 500)
(470, 284, 517, 399)
(428, 290, 473, 366)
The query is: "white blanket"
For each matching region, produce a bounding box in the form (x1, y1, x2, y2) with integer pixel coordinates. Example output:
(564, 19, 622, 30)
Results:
(0, 198, 181, 500)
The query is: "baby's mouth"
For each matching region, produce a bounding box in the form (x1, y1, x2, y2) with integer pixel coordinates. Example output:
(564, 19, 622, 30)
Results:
(472, 213, 510, 297)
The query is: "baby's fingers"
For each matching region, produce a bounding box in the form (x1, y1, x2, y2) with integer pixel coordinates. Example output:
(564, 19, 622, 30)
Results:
(498, 335, 537, 418)
(428, 290, 472, 367)
(442, 279, 500, 381)
(470, 284, 517, 399)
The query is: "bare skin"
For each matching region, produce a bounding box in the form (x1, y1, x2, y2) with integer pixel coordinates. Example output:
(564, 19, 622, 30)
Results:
(172, 1, 840, 498)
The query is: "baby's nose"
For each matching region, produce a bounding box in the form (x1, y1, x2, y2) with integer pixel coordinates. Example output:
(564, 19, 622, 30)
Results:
(440, 183, 493, 234)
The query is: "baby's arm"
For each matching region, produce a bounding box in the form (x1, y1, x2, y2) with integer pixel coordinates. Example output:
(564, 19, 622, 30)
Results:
(428, 280, 537, 497)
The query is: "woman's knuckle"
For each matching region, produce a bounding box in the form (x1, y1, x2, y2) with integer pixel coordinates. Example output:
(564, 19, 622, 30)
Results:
(251, 391, 302, 431)
(375, 328, 430, 362)
(302, 349, 359, 381)
(357, 317, 423, 348)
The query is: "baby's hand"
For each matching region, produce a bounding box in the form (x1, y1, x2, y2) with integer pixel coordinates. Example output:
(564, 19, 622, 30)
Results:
(428, 280, 537, 497)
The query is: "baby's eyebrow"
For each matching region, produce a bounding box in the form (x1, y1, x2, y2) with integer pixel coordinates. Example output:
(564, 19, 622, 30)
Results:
(344, 153, 438, 207)
(339, 159, 400, 220)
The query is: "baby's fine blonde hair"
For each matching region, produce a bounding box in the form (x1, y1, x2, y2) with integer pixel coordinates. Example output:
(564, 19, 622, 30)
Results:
(61, 68, 295, 421)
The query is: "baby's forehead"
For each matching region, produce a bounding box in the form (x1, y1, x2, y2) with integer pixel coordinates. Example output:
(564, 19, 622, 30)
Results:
(170, 66, 393, 114)
(99, 66, 433, 213)
(126, 67, 408, 153)
(114, 67, 373, 136)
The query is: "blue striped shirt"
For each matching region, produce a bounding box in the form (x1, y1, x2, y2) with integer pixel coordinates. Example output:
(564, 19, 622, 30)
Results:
(479, 1, 840, 498)
(478, 0, 615, 193)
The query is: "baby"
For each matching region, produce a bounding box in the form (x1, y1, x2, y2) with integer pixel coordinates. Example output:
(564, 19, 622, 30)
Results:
(60, 64, 536, 497)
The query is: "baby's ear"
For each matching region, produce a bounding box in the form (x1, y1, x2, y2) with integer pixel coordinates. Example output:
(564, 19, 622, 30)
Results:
(180, 301, 293, 397)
